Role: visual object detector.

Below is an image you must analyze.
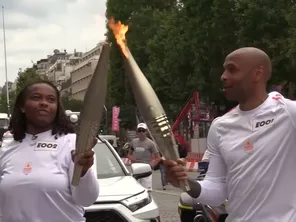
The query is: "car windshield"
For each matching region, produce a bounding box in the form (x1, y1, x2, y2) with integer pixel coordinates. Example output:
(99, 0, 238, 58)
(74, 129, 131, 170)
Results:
(93, 142, 126, 179)
(0, 119, 8, 127)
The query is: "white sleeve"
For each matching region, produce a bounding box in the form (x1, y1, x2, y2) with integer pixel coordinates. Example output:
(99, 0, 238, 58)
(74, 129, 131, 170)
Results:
(285, 99, 296, 128)
(195, 119, 228, 206)
(201, 149, 210, 161)
(67, 135, 100, 207)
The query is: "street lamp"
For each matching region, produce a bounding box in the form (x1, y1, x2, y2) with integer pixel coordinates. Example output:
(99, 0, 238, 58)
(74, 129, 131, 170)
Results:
(2, 6, 10, 116)
(104, 105, 107, 133)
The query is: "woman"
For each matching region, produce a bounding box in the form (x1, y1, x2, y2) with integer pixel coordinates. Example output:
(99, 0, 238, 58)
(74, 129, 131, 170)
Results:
(0, 81, 99, 222)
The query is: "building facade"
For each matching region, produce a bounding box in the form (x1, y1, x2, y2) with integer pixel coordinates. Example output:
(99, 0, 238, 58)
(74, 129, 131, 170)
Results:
(70, 42, 103, 101)
(35, 49, 82, 91)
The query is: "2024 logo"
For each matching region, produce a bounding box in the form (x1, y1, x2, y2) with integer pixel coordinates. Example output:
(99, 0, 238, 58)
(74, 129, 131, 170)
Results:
(255, 119, 274, 128)
(36, 142, 58, 149)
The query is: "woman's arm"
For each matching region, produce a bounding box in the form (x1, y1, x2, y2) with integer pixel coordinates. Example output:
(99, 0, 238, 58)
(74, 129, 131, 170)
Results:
(67, 134, 99, 207)
(68, 159, 99, 207)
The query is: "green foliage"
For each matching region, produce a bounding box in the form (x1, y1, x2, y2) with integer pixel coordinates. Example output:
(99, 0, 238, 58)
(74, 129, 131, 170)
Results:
(105, 0, 296, 120)
(0, 91, 16, 114)
(61, 97, 84, 111)
(16, 67, 48, 94)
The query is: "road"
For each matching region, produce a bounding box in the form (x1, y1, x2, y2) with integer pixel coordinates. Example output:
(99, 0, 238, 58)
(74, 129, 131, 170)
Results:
(150, 171, 197, 222)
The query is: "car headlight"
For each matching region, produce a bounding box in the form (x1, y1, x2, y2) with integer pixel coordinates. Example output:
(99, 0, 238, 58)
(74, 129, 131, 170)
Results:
(121, 191, 152, 212)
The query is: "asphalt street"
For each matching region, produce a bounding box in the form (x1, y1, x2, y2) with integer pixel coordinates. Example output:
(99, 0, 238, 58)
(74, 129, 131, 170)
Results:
(150, 171, 197, 222)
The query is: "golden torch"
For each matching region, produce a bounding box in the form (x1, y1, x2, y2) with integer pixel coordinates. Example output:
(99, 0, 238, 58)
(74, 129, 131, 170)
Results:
(71, 42, 110, 186)
(108, 18, 189, 191)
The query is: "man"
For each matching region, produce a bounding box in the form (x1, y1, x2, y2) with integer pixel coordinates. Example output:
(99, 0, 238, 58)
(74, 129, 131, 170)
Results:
(128, 123, 161, 190)
(164, 47, 296, 221)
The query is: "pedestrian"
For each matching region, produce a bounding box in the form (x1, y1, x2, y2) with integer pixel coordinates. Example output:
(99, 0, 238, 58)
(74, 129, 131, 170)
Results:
(0, 80, 99, 222)
(177, 141, 187, 158)
(164, 47, 296, 221)
(128, 123, 161, 190)
(158, 155, 168, 190)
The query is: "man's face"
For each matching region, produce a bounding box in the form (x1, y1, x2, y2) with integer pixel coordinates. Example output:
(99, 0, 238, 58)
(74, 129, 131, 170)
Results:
(221, 54, 258, 101)
(22, 83, 58, 128)
(137, 127, 147, 139)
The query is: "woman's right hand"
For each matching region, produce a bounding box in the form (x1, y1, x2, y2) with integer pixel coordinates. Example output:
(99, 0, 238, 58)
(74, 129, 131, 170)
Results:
(162, 159, 187, 188)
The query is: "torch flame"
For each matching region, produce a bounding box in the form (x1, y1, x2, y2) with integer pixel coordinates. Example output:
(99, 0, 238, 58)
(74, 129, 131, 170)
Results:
(108, 17, 129, 58)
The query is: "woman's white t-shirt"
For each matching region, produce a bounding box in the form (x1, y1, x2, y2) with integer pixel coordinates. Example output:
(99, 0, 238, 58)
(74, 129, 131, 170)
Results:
(0, 131, 99, 222)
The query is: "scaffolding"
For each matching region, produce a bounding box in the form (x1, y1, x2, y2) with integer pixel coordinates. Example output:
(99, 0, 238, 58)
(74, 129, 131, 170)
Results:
(172, 92, 216, 152)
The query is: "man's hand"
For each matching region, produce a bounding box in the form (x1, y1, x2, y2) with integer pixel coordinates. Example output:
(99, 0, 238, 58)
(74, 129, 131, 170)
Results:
(163, 159, 187, 188)
(71, 137, 97, 177)
(127, 153, 136, 163)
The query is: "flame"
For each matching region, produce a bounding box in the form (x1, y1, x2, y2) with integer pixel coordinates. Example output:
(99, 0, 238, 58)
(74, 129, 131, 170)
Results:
(108, 17, 129, 58)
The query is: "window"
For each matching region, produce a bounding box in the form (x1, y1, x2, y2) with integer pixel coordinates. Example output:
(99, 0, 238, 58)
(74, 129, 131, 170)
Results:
(93, 142, 126, 179)
(56, 63, 62, 71)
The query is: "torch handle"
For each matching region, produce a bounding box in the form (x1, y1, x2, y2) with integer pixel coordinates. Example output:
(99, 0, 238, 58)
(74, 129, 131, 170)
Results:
(180, 180, 191, 192)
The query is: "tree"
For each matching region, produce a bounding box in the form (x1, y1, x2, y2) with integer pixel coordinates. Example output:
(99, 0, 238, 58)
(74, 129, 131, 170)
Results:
(147, 0, 296, 113)
(235, 0, 293, 86)
(147, 0, 238, 117)
(61, 97, 84, 111)
(106, 0, 296, 121)
(105, 0, 179, 105)
(0, 91, 16, 114)
(16, 67, 47, 93)
(105, 0, 178, 126)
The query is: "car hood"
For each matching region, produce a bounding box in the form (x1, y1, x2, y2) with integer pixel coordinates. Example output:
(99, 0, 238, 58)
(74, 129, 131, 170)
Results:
(95, 176, 145, 202)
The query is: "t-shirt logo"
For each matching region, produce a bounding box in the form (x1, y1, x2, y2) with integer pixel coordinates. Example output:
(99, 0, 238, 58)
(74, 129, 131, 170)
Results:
(244, 140, 253, 153)
(255, 118, 274, 128)
(135, 147, 145, 152)
(23, 162, 32, 175)
(253, 118, 274, 131)
(34, 141, 58, 151)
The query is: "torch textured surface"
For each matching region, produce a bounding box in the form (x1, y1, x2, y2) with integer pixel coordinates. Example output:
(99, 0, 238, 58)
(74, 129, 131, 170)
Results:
(71, 43, 110, 186)
(124, 47, 189, 191)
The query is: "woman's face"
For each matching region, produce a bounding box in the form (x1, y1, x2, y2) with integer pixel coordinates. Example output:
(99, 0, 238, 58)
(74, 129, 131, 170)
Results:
(21, 83, 58, 128)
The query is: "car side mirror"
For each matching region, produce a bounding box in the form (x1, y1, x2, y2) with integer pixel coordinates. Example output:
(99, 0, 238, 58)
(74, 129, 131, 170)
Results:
(131, 163, 152, 180)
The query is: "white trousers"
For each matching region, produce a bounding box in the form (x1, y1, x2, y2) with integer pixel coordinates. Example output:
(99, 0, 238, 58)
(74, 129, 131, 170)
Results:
(137, 174, 152, 190)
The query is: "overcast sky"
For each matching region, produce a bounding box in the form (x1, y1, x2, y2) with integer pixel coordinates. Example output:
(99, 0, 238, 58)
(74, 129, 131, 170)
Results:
(0, 0, 106, 87)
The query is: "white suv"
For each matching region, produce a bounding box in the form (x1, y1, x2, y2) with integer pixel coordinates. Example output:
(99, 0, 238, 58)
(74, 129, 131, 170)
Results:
(84, 138, 160, 222)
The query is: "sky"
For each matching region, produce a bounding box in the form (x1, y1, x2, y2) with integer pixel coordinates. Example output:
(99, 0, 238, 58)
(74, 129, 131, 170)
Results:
(0, 0, 107, 86)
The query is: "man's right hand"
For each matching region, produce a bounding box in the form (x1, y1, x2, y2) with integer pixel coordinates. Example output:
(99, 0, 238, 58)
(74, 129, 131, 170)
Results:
(163, 159, 187, 188)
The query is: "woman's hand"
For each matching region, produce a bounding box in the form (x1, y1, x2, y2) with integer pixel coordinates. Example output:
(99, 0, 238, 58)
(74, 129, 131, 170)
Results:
(71, 137, 97, 177)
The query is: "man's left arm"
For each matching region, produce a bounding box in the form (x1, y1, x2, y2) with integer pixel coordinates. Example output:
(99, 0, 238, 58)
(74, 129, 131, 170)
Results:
(150, 142, 161, 168)
(285, 99, 296, 128)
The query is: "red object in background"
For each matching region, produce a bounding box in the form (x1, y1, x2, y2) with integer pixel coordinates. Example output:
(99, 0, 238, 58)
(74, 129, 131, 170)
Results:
(172, 92, 215, 152)
(112, 106, 120, 131)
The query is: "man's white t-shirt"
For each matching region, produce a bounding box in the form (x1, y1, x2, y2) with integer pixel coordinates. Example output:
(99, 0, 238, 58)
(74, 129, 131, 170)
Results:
(196, 92, 296, 221)
(201, 149, 210, 161)
(0, 130, 99, 222)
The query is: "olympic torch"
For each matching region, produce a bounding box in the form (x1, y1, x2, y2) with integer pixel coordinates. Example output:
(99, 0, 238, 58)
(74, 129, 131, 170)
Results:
(71, 42, 110, 186)
(108, 18, 189, 191)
